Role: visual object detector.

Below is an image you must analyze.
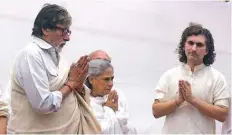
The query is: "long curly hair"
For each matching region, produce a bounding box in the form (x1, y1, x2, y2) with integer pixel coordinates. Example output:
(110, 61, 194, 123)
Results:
(176, 23, 216, 66)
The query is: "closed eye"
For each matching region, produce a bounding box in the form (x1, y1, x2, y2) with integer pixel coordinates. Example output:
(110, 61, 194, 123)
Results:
(103, 76, 114, 82)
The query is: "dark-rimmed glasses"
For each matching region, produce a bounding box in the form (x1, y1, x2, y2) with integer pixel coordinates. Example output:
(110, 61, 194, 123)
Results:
(56, 26, 71, 36)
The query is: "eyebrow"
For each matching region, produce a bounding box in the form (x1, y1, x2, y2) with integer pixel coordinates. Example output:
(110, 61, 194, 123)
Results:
(187, 40, 204, 45)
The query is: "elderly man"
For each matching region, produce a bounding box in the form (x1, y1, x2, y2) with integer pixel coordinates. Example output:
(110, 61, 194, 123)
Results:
(89, 50, 111, 62)
(88, 50, 137, 134)
(7, 4, 100, 133)
(152, 23, 230, 134)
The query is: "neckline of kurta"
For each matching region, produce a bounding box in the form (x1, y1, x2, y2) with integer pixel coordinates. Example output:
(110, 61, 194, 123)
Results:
(182, 63, 206, 74)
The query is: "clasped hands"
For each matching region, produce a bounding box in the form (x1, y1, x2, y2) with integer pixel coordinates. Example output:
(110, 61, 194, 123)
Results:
(104, 90, 119, 112)
(66, 55, 89, 93)
(175, 80, 195, 107)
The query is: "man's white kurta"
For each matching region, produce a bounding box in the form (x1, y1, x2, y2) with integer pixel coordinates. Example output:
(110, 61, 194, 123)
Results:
(155, 64, 230, 134)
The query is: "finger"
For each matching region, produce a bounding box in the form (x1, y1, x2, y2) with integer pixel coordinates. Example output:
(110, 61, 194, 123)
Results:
(77, 56, 88, 70)
(110, 91, 116, 103)
(184, 81, 192, 97)
(181, 88, 187, 100)
(82, 63, 88, 75)
(78, 61, 88, 75)
(183, 81, 190, 92)
(87, 56, 90, 62)
(70, 63, 75, 70)
(107, 92, 113, 101)
(70, 63, 79, 74)
(111, 90, 116, 100)
(112, 99, 115, 103)
(179, 81, 183, 90)
(77, 56, 84, 64)
(182, 81, 187, 91)
(179, 88, 185, 98)
(185, 81, 191, 87)
(79, 55, 88, 64)
(114, 92, 118, 101)
(112, 93, 118, 103)
(179, 86, 183, 93)
(111, 90, 117, 102)
(81, 58, 89, 70)
(83, 55, 89, 63)
(181, 80, 185, 86)
(83, 55, 88, 59)
(113, 90, 117, 99)
(180, 86, 186, 94)
(179, 86, 184, 95)
(179, 80, 184, 88)
(178, 80, 182, 88)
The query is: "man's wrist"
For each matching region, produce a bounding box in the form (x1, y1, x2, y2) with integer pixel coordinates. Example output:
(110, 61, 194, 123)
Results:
(189, 96, 197, 105)
(64, 81, 76, 91)
(175, 97, 184, 107)
(174, 98, 180, 107)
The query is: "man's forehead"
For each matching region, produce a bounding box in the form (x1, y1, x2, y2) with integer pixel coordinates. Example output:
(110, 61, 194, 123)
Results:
(56, 24, 70, 29)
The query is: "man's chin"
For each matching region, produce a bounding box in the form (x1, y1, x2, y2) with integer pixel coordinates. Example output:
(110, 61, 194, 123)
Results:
(188, 55, 197, 60)
(55, 46, 63, 53)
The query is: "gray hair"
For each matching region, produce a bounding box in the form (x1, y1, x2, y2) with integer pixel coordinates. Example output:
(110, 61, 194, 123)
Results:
(85, 59, 113, 89)
(32, 3, 72, 37)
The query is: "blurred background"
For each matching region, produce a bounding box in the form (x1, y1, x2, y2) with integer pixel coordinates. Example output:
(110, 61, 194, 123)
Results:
(0, 0, 231, 133)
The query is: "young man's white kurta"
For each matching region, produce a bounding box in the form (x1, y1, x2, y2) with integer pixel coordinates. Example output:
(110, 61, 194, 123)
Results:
(0, 84, 10, 118)
(155, 63, 230, 134)
(221, 98, 231, 134)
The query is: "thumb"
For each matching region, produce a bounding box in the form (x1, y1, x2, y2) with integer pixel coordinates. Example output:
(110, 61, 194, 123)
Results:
(70, 63, 75, 69)
(185, 81, 190, 86)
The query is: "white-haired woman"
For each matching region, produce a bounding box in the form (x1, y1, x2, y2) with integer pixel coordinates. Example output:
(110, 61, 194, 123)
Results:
(85, 59, 137, 134)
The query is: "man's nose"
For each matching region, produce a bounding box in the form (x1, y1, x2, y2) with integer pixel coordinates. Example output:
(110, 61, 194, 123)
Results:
(63, 34, 70, 41)
(192, 44, 197, 51)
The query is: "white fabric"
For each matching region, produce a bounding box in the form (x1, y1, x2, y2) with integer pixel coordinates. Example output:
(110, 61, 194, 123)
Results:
(0, 84, 10, 117)
(222, 98, 231, 134)
(11, 36, 63, 114)
(90, 88, 137, 134)
(8, 45, 101, 134)
(155, 63, 230, 134)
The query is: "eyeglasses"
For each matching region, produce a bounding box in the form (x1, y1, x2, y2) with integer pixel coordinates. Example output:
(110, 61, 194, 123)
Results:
(55, 26, 71, 36)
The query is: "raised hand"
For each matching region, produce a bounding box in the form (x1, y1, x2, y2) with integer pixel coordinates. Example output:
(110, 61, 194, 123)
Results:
(67, 55, 89, 92)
